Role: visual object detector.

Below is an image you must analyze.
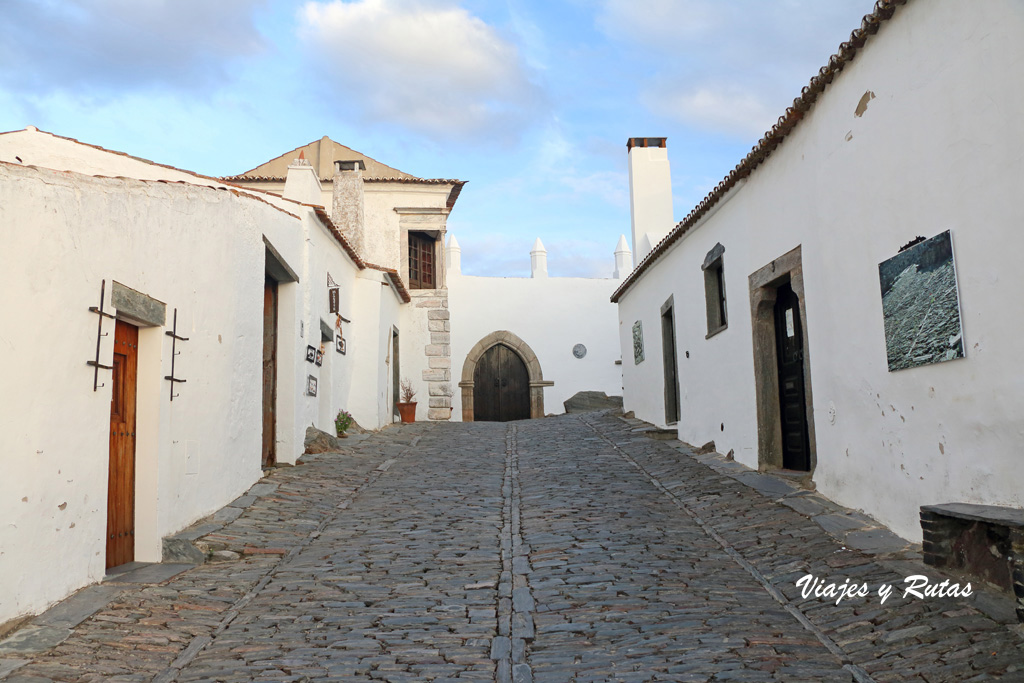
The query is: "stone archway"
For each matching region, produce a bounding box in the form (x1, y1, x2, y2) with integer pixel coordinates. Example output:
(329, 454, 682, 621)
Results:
(459, 331, 553, 421)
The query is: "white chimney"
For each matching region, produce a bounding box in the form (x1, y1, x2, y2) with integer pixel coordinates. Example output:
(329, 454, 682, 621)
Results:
(282, 152, 322, 206)
(530, 237, 548, 278)
(613, 234, 633, 279)
(627, 137, 673, 262)
(446, 234, 462, 275)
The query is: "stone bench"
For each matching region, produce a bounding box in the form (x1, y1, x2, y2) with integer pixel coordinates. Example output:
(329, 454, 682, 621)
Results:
(920, 503, 1024, 622)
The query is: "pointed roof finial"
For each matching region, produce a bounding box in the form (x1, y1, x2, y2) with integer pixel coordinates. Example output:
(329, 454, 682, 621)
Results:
(615, 234, 631, 254)
(531, 237, 546, 253)
(447, 234, 461, 250)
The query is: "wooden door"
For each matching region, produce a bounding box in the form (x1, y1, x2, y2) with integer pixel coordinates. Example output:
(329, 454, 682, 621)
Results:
(474, 344, 530, 422)
(661, 306, 680, 424)
(107, 320, 138, 569)
(774, 283, 810, 471)
(262, 276, 278, 468)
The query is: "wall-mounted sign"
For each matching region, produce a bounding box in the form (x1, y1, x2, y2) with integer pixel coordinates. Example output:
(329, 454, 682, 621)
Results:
(632, 321, 645, 364)
(329, 287, 339, 314)
(336, 336, 346, 355)
(306, 375, 318, 396)
(572, 343, 587, 359)
(305, 345, 317, 363)
(315, 350, 324, 366)
(878, 230, 964, 372)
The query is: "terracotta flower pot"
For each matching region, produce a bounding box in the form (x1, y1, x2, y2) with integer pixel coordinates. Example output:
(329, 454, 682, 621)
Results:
(397, 402, 417, 423)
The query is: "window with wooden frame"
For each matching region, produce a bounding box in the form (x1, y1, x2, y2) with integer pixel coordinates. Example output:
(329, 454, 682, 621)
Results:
(408, 232, 436, 289)
(702, 242, 728, 338)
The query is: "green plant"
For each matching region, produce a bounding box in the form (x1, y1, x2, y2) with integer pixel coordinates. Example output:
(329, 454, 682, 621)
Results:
(400, 378, 416, 403)
(334, 409, 354, 435)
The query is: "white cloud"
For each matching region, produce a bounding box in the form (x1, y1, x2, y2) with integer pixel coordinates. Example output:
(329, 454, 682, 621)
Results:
(595, 0, 870, 140)
(298, 0, 544, 142)
(596, 0, 724, 47)
(644, 85, 777, 139)
(0, 0, 268, 93)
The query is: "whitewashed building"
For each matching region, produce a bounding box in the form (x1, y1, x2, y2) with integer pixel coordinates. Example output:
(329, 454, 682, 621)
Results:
(0, 130, 432, 625)
(613, 0, 1024, 543)
(0, 126, 626, 627)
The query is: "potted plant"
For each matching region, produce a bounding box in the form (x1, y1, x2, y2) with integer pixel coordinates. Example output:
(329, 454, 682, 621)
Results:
(334, 409, 353, 438)
(397, 378, 417, 423)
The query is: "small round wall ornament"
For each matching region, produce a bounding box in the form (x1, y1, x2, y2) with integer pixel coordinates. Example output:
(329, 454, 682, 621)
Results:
(572, 344, 587, 359)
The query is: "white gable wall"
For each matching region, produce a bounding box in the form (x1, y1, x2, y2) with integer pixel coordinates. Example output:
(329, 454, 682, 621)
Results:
(449, 273, 623, 417)
(617, 0, 1024, 541)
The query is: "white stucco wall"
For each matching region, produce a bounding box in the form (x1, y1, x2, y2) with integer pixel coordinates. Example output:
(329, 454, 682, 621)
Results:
(362, 184, 450, 273)
(617, 0, 1024, 541)
(0, 163, 301, 624)
(0, 127, 224, 187)
(449, 273, 623, 418)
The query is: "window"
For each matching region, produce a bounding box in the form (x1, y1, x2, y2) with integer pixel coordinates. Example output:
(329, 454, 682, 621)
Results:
(408, 232, 436, 289)
(702, 242, 727, 337)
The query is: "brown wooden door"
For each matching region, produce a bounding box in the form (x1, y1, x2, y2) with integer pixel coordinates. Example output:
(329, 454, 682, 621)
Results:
(107, 320, 138, 569)
(262, 276, 278, 467)
(774, 282, 810, 471)
(474, 344, 530, 422)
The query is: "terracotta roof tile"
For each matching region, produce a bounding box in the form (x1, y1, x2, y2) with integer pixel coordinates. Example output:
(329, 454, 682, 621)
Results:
(364, 263, 412, 303)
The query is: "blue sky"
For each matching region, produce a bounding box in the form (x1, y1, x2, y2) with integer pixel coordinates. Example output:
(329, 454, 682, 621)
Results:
(0, 0, 872, 277)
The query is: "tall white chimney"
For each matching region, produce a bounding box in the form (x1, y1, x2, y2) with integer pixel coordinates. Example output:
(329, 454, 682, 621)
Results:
(530, 238, 548, 278)
(627, 137, 673, 262)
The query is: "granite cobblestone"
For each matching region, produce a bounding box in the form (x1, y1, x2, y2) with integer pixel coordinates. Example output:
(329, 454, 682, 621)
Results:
(1, 413, 1021, 682)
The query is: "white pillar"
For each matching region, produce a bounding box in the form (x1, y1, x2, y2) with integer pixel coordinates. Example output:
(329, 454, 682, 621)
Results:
(530, 237, 548, 278)
(613, 234, 633, 279)
(446, 234, 462, 275)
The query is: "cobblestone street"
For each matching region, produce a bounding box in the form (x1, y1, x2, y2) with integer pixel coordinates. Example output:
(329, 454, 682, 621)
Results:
(2, 413, 1022, 682)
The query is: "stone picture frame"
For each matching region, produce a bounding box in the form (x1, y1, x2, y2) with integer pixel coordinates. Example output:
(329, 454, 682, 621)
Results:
(306, 375, 317, 397)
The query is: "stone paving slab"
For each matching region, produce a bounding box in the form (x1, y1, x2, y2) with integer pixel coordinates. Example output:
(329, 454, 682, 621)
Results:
(0, 627, 72, 656)
(0, 661, 28, 678)
(31, 587, 125, 631)
(103, 564, 194, 586)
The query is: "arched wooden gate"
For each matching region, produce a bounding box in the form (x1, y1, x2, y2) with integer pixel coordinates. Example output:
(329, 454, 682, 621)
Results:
(473, 343, 530, 421)
(459, 331, 553, 422)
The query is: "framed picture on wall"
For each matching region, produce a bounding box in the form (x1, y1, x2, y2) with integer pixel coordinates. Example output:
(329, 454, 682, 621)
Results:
(878, 230, 964, 371)
(632, 321, 645, 364)
(315, 350, 324, 367)
(305, 345, 317, 363)
(306, 375, 318, 396)
(336, 336, 346, 355)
